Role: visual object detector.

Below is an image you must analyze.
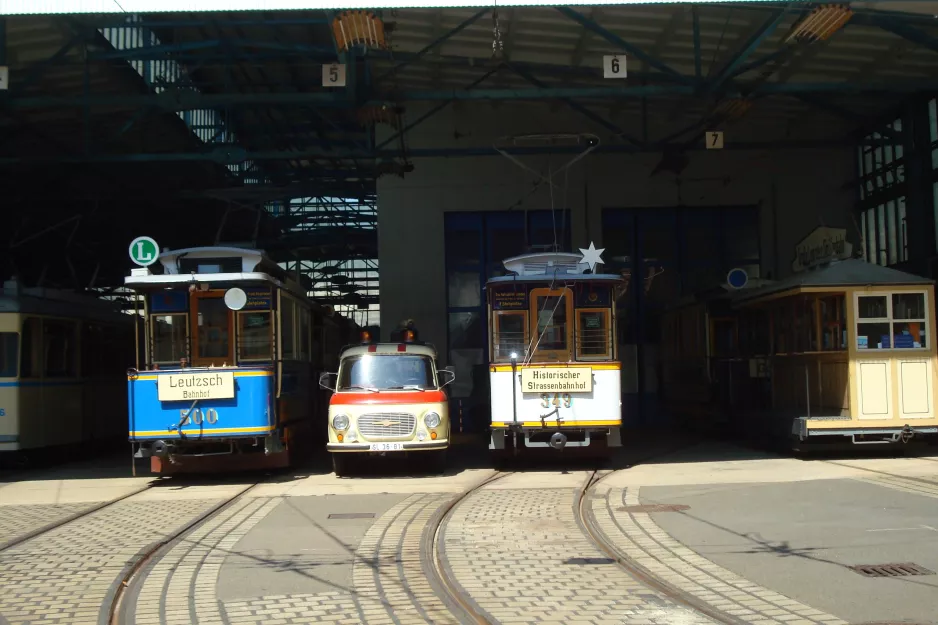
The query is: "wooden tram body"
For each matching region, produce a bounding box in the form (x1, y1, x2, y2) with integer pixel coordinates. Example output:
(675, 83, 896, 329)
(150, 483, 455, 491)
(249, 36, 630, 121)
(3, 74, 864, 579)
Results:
(125, 246, 359, 473)
(0, 280, 134, 463)
(660, 259, 938, 447)
(486, 252, 627, 453)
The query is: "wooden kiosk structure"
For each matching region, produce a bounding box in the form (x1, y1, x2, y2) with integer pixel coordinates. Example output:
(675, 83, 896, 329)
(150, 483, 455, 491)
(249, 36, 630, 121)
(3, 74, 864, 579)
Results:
(661, 258, 938, 447)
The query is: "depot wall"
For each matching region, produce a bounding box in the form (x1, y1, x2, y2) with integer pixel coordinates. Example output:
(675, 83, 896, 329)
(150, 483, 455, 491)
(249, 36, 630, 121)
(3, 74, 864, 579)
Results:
(376, 103, 858, 361)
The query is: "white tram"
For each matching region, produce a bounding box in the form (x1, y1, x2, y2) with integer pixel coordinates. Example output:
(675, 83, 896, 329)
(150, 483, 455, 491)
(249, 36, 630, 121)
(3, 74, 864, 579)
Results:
(0, 279, 133, 463)
(486, 252, 628, 453)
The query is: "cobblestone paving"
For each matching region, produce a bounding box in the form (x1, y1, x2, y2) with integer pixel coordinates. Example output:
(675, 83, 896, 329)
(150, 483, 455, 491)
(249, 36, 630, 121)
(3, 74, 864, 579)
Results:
(0, 503, 101, 547)
(591, 486, 849, 625)
(441, 483, 715, 625)
(138, 493, 458, 624)
(0, 498, 221, 625)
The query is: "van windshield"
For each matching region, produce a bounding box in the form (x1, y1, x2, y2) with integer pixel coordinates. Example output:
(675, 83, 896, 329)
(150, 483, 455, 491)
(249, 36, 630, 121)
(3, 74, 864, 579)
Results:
(337, 355, 436, 391)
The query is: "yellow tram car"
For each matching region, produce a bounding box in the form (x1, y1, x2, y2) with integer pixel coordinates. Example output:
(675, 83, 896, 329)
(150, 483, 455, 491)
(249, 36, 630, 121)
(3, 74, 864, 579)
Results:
(486, 251, 628, 454)
(661, 258, 938, 448)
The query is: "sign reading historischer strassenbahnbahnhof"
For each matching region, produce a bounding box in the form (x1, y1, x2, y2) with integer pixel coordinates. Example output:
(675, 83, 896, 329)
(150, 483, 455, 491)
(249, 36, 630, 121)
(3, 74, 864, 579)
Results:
(0, 0, 797, 15)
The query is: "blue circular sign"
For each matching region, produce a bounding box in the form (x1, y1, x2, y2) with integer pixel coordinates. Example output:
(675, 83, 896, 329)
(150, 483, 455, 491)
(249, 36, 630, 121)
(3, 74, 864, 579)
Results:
(727, 268, 748, 289)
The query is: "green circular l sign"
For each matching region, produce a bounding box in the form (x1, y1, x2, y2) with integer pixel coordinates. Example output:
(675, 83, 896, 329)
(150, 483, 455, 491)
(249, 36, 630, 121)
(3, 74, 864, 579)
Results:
(129, 236, 159, 267)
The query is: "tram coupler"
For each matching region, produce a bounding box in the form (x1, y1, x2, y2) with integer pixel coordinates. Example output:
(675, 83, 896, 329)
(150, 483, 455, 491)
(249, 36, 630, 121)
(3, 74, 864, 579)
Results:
(549, 432, 568, 450)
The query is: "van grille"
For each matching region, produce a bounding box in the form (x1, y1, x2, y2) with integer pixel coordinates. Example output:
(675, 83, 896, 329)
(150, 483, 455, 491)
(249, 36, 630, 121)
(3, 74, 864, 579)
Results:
(358, 413, 416, 439)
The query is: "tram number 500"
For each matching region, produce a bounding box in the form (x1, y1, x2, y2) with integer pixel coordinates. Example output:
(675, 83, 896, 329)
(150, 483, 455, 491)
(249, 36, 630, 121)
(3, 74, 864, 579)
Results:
(540, 393, 572, 409)
(180, 408, 219, 426)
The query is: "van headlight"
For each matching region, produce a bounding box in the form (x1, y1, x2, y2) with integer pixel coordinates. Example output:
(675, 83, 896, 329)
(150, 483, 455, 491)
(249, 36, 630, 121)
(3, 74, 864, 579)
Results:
(424, 412, 441, 428)
(332, 414, 350, 430)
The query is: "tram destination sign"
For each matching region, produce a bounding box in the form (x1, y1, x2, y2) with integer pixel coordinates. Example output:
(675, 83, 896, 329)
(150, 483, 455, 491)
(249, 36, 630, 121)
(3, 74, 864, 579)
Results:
(521, 368, 592, 393)
(157, 371, 235, 402)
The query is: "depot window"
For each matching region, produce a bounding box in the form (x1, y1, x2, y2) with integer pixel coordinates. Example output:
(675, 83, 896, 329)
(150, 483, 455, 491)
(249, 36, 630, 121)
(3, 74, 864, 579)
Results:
(238, 312, 272, 361)
(855, 292, 928, 350)
(492, 311, 527, 362)
(152, 314, 188, 364)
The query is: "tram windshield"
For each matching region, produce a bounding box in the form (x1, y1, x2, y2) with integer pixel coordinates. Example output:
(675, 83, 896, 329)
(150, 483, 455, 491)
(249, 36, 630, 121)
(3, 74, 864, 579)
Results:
(338, 354, 436, 390)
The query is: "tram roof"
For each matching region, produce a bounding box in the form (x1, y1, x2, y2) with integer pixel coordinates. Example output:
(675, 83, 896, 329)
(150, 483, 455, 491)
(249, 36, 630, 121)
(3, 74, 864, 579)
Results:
(486, 273, 625, 285)
(0, 284, 131, 323)
(733, 259, 934, 305)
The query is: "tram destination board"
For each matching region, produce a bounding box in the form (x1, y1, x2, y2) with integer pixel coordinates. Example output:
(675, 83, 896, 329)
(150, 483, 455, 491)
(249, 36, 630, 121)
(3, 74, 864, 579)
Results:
(521, 368, 593, 393)
(157, 371, 235, 401)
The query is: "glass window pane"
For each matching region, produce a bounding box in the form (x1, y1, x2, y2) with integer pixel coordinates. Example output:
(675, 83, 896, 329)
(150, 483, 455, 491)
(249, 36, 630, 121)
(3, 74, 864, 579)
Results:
(447, 272, 481, 307)
(866, 208, 877, 264)
(0, 332, 18, 377)
(857, 323, 891, 349)
(448, 348, 483, 399)
(281, 297, 295, 359)
(534, 294, 568, 351)
(239, 312, 272, 360)
(494, 312, 526, 361)
(448, 312, 483, 350)
(877, 204, 887, 266)
(892, 293, 926, 320)
(858, 296, 888, 319)
(337, 354, 435, 390)
(20, 318, 38, 378)
(578, 310, 609, 356)
(892, 321, 926, 348)
(887, 201, 897, 265)
(898, 196, 908, 261)
(299, 309, 310, 360)
(43, 320, 77, 377)
(152, 314, 187, 363)
(444, 221, 481, 268)
(860, 212, 867, 262)
(196, 298, 230, 360)
(930, 98, 938, 142)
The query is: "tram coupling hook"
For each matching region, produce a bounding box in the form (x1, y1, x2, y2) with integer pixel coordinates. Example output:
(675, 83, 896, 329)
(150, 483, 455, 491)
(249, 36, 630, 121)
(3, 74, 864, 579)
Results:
(900, 424, 915, 444)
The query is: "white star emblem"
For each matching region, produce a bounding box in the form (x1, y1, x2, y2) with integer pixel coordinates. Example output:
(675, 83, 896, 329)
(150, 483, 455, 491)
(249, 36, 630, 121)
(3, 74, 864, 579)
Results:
(578, 241, 605, 273)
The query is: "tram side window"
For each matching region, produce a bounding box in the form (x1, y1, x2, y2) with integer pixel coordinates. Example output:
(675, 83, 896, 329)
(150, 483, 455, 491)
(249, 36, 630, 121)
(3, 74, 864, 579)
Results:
(0, 332, 18, 378)
(493, 311, 527, 361)
(819, 295, 846, 351)
(19, 318, 40, 378)
(152, 314, 187, 364)
(281, 296, 296, 360)
(299, 307, 311, 361)
(238, 312, 272, 361)
(577, 309, 611, 359)
(43, 320, 77, 378)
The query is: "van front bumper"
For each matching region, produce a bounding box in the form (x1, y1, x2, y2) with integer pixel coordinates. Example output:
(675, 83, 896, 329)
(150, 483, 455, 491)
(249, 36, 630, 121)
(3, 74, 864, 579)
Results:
(327, 440, 449, 452)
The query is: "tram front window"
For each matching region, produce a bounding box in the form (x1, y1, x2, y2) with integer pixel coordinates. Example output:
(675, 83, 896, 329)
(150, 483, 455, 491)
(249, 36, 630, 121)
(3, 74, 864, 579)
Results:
(534, 295, 568, 351)
(338, 355, 436, 390)
(196, 297, 230, 360)
(238, 311, 272, 360)
(152, 314, 187, 364)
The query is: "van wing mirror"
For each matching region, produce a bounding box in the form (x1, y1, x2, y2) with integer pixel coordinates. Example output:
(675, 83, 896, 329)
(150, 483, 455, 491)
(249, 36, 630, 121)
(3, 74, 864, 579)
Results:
(439, 369, 456, 387)
(319, 372, 337, 391)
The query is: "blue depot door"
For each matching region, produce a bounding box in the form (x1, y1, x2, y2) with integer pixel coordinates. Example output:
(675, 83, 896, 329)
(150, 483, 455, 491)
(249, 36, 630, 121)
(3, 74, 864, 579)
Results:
(602, 206, 761, 428)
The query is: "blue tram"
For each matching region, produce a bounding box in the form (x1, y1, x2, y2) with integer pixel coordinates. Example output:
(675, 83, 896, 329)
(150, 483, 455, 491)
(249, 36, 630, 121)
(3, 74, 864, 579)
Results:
(125, 246, 358, 473)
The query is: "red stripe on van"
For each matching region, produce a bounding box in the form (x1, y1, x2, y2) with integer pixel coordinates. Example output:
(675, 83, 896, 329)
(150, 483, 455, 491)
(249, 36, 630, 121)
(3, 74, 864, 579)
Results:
(330, 390, 447, 405)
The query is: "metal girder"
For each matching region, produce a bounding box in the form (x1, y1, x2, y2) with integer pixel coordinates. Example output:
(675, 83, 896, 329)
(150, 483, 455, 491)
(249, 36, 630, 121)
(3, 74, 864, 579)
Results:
(708, 7, 789, 92)
(856, 13, 938, 55)
(0, 139, 850, 165)
(555, 6, 692, 85)
(377, 8, 488, 82)
(5, 80, 934, 112)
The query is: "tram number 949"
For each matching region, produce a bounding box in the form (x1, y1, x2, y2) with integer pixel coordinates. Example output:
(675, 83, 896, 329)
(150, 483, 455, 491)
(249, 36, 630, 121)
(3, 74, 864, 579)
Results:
(179, 408, 219, 426)
(540, 393, 572, 408)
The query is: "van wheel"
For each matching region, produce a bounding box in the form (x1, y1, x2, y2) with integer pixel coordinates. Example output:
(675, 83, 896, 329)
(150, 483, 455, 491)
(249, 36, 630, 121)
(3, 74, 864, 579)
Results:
(332, 453, 350, 477)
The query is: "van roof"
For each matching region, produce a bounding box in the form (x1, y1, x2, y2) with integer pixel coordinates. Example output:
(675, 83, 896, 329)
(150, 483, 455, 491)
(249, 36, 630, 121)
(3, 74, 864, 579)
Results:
(340, 343, 438, 359)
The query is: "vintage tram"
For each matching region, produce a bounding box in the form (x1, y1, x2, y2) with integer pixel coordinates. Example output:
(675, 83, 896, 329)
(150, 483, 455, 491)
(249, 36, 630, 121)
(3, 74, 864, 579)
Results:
(486, 251, 627, 454)
(0, 280, 134, 465)
(660, 258, 938, 449)
(125, 245, 358, 473)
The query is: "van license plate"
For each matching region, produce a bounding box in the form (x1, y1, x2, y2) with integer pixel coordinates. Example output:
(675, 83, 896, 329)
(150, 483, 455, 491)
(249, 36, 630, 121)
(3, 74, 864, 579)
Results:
(370, 443, 404, 452)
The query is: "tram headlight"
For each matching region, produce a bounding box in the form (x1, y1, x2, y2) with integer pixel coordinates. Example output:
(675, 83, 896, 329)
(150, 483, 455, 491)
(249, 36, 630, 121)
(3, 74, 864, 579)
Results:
(332, 414, 350, 431)
(424, 412, 441, 428)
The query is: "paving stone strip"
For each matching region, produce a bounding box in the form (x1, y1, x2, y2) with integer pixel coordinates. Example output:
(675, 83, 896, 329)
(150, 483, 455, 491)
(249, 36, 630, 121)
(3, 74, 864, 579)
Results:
(441, 485, 715, 625)
(591, 486, 849, 625)
(0, 503, 102, 547)
(0, 498, 222, 625)
(853, 474, 938, 500)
